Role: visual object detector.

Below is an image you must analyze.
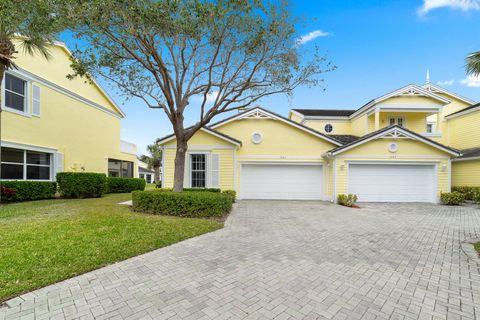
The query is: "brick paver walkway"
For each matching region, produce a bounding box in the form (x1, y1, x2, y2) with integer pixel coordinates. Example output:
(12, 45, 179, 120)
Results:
(1, 201, 480, 320)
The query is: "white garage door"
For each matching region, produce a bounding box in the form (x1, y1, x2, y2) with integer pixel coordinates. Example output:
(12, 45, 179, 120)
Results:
(240, 164, 324, 200)
(348, 164, 436, 203)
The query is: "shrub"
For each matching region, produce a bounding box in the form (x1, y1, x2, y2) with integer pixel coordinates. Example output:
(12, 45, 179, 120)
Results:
(56, 172, 107, 198)
(132, 190, 232, 217)
(106, 177, 146, 193)
(222, 190, 236, 202)
(440, 192, 465, 205)
(473, 190, 480, 204)
(452, 186, 480, 201)
(0, 181, 57, 202)
(155, 187, 221, 193)
(337, 194, 358, 207)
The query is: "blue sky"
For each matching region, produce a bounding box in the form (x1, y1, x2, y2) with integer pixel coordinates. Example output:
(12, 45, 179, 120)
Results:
(61, 0, 480, 155)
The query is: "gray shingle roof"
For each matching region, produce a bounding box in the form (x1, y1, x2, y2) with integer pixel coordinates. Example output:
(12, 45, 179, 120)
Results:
(292, 109, 356, 117)
(456, 147, 480, 159)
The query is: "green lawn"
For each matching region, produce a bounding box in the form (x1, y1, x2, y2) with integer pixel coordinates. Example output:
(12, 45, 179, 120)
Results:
(475, 242, 480, 256)
(0, 193, 223, 302)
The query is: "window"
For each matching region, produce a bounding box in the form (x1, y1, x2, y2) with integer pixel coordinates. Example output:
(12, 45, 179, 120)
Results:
(190, 154, 206, 188)
(324, 124, 333, 133)
(145, 174, 152, 184)
(1, 147, 52, 180)
(4, 74, 27, 112)
(389, 117, 404, 127)
(108, 159, 134, 178)
(426, 123, 434, 133)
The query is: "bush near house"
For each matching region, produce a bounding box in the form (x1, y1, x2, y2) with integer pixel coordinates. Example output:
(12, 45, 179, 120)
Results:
(337, 194, 358, 207)
(106, 177, 146, 193)
(451, 186, 480, 201)
(440, 192, 465, 205)
(222, 190, 236, 202)
(132, 190, 233, 218)
(0, 181, 57, 202)
(56, 172, 107, 198)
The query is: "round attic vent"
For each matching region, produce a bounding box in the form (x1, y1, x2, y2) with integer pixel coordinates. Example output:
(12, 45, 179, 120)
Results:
(251, 132, 263, 144)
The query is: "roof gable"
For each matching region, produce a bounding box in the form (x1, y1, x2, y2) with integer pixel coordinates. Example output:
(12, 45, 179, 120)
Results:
(325, 125, 461, 157)
(423, 83, 476, 105)
(445, 102, 480, 119)
(157, 127, 242, 146)
(210, 107, 343, 146)
(351, 84, 450, 118)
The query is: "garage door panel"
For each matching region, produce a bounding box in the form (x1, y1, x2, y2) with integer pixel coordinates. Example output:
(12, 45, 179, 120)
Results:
(348, 164, 436, 203)
(240, 164, 323, 200)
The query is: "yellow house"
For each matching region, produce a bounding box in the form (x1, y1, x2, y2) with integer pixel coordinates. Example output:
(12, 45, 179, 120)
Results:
(158, 81, 480, 203)
(1, 41, 138, 181)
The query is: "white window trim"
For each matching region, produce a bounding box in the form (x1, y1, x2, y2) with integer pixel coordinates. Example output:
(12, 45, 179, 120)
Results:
(388, 116, 406, 127)
(189, 153, 208, 188)
(0, 148, 54, 181)
(1, 72, 31, 117)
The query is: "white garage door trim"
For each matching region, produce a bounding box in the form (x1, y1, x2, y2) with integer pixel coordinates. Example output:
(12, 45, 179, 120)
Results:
(347, 162, 438, 203)
(239, 162, 325, 200)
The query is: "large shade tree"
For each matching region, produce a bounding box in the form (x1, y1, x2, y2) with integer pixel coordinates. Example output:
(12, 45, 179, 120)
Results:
(67, 0, 335, 192)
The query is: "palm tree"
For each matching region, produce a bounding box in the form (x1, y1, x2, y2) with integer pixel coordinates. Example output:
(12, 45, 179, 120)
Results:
(138, 144, 162, 183)
(466, 51, 480, 76)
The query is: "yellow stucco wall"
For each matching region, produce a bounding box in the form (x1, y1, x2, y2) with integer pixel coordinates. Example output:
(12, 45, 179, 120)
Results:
(162, 130, 236, 190)
(302, 120, 351, 135)
(1, 42, 136, 178)
(452, 160, 480, 186)
(446, 110, 480, 149)
(333, 139, 451, 200)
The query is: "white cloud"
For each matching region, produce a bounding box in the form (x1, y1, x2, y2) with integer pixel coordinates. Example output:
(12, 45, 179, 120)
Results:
(418, 0, 480, 15)
(437, 79, 455, 86)
(460, 75, 480, 87)
(296, 30, 330, 46)
(206, 90, 219, 103)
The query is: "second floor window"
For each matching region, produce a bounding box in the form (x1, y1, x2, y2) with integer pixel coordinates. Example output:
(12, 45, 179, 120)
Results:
(5, 74, 27, 112)
(389, 117, 404, 127)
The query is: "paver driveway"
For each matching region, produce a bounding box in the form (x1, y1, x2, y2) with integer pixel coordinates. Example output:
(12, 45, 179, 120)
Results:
(2, 201, 480, 320)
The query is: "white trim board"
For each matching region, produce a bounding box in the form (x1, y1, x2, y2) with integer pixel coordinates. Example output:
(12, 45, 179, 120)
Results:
(6, 68, 124, 119)
(157, 127, 241, 147)
(325, 127, 461, 157)
(211, 107, 343, 146)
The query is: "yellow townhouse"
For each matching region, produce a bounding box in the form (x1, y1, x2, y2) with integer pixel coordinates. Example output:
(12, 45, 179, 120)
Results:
(158, 80, 480, 204)
(1, 41, 138, 181)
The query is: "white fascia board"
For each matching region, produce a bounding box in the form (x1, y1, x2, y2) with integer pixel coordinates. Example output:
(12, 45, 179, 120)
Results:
(445, 105, 480, 120)
(157, 127, 241, 146)
(327, 127, 460, 157)
(350, 84, 450, 120)
(423, 83, 477, 105)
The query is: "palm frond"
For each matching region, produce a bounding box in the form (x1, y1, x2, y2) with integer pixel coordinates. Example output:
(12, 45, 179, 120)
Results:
(18, 36, 52, 60)
(466, 51, 480, 76)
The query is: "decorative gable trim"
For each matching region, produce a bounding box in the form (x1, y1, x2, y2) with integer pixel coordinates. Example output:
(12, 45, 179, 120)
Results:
(423, 83, 476, 105)
(350, 84, 451, 120)
(210, 107, 343, 146)
(324, 125, 461, 157)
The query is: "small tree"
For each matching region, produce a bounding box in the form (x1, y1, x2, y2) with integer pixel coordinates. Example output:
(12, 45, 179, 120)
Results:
(138, 143, 162, 183)
(68, 0, 335, 192)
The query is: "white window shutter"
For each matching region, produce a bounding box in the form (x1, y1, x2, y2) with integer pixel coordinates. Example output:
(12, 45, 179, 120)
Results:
(211, 154, 220, 188)
(54, 152, 64, 178)
(184, 154, 189, 187)
(32, 84, 41, 116)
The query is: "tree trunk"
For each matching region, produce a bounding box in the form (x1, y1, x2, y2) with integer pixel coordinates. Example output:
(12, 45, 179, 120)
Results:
(154, 165, 161, 184)
(173, 137, 188, 192)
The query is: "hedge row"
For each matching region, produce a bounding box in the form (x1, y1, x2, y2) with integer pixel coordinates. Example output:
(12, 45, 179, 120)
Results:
(106, 177, 146, 193)
(132, 190, 233, 218)
(440, 192, 466, 205)
(451, 186, 480, 201)
(56, 172, 107, 198)
(0, 181, 57, 202)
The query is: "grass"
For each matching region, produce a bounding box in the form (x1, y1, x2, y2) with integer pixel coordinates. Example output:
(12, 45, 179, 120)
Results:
(475, 242, 480, 257)
(0, 193, 223, 302)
